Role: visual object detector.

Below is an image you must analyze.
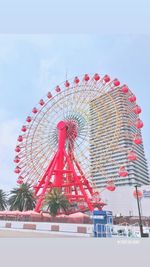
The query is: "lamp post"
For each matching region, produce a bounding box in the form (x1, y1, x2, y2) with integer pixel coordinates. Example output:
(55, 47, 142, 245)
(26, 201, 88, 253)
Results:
(134, 185, 143, 237)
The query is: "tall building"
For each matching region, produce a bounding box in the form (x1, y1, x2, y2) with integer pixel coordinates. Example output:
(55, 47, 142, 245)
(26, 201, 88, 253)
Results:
(89, 88, 150, 188)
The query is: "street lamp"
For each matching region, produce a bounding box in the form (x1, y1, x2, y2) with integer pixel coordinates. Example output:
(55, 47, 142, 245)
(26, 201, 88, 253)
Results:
(134, 184, 148, 238)
(134, 184, 143, 237)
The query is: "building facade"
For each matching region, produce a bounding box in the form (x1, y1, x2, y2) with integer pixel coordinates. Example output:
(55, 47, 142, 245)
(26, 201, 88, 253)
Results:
(89, 88, 150, 188)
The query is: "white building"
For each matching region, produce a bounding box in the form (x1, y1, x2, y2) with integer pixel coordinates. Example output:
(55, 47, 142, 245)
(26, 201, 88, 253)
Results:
(101, 185, 150, 217)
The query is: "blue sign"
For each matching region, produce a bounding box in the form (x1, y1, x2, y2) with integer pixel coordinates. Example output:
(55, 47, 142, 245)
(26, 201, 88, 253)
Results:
(93, 210, 113, 238)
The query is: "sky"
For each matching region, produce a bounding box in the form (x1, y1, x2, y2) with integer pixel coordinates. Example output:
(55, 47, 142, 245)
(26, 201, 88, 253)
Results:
(0, 34, 150, 192)
(0, 0, 150, 34)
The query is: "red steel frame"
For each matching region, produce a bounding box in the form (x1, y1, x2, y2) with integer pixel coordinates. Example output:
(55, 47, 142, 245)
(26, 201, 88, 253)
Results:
(34, 120, 105, 213)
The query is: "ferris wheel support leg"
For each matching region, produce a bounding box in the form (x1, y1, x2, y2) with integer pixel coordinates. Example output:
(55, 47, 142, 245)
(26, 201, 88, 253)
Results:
(34, 153, 57, 195)
(54, 120, 67, 187)
(34, 152, 59, 212)
(64, 151, 94, 211)
(73, 157, 94, 196)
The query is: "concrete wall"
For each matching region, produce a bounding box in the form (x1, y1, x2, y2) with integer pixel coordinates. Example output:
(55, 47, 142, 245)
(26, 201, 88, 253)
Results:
(0, 220, 93, 237)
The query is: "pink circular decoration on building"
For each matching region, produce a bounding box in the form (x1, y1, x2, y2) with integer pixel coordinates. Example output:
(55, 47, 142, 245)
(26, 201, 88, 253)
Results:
(122, 84, 129, 93)
(133, 190, 143, 199)
(133, 105, 141, 115)
(128, 95, 136, 102)
(135, 119, 143, 129)
(133, 135, 142, 145)
(119, 166, 128, 177)
(106, 185, 116, 191)
(128, 151, 137, 161)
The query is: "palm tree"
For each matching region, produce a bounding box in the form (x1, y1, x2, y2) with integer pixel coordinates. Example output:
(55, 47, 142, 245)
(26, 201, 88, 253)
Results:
(9, 183, 36, 211)
(44, 188, 70, 216)
(0, 189, 7, 210)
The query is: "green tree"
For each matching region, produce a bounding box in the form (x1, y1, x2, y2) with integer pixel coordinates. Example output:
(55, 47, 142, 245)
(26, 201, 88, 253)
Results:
(9, 183, 36, 211)
(44, 188, 70, 216)
(0, 189, 7, 210)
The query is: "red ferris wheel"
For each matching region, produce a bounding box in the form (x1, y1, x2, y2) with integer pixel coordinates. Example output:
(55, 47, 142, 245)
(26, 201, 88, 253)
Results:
(14, 73, 143, 213)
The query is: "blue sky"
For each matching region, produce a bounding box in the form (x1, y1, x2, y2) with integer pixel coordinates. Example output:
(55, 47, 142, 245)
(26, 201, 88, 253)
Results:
(0, 1, 150, 34)
(0, 34, 150, 191)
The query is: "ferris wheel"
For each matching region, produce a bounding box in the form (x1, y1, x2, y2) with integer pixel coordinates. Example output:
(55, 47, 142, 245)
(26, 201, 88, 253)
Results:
(14, 73, 143, 213)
